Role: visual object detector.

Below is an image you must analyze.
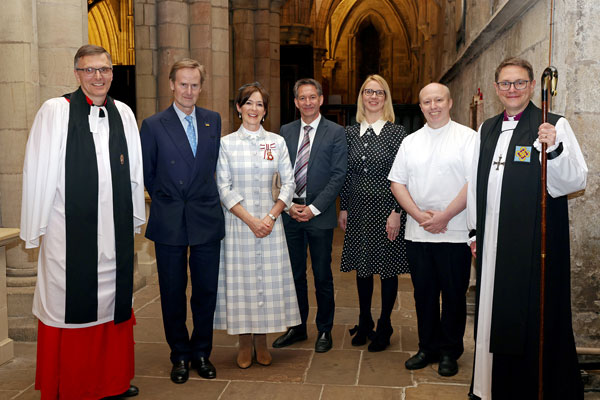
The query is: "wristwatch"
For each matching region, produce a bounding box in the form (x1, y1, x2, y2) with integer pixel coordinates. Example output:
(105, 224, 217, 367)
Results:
(267, 213, 277, 221)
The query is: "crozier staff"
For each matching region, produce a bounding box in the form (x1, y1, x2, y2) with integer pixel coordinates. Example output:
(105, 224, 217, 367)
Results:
(467, 57, 587, 400)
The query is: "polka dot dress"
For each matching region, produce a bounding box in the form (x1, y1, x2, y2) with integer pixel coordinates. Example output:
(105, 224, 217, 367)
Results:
(340, 121, 409, 279)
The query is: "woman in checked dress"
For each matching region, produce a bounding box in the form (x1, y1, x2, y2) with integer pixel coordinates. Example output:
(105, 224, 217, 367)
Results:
(214, 82, 301, 369)
(338, 74, 410, 352)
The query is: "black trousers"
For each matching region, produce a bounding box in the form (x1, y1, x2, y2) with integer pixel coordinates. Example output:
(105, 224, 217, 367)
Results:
(155, 240, 220, 364)
(406, 241, 471, 359)
(283, 220, 335, 332)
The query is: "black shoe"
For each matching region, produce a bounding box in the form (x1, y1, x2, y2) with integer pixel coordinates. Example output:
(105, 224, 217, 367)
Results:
(405, 350, 438, 370)
(101, 385, 139, 399)
(170, 360, 189, 384)
(192, 357, 216, 379)
(272, 326, 308, 348)
(315, 331, 333, 353)
(367, 319, 393, 352)
(438, 355, 459, 377)
(349, 316, 374, 346)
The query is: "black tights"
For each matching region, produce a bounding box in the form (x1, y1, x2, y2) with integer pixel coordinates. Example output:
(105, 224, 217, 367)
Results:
(356, 274, 398, 324)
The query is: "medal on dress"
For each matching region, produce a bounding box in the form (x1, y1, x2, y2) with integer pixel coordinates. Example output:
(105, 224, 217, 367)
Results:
(260, 143, 275, 160)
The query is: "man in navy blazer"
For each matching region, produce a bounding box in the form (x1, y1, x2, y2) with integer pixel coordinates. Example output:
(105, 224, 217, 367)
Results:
(272, 78, 347, 352)
(140, 59, 224, 383)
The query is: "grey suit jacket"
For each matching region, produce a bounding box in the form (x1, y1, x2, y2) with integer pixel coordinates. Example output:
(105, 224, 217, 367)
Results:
(280, 116, 348, 229)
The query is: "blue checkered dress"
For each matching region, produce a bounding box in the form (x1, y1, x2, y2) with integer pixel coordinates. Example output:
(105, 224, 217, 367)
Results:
(213, 126, 301, 334)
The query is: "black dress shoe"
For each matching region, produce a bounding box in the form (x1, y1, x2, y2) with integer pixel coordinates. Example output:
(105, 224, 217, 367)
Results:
(100, 384, 139, 399)
(272, 326, 308, 348)
(192, 357, 216, 379)
(170, 360, 189, 384)
(438, 354, 459, 377)
(314, 331, 332, 353)
(405, 350, 438, 370)
(120, 385, 139, 398)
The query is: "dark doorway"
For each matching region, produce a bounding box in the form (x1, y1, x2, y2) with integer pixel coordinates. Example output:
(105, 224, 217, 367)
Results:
(108, 65, 136, 115)
(356, 22, 381, 89)
(280, 45, 314, 126)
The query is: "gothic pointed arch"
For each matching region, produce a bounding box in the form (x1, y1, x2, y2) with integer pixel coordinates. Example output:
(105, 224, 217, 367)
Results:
(88, 0, 135, 66)
(322, 0, 418, 103)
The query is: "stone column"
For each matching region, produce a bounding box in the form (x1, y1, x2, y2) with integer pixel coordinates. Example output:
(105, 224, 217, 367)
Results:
(190, 0, 213, 110)
(156, 0, 190, 111)
(268, 1, 283, 131)
(231, 0, 256, 131)
(210, 0, 231, 133)
(188, 0, 230, 132)
(313, 47, 327, 85)
(134, 0, 159, 123)
(1, 0, 86, 341)
(0, 229, 19, 364)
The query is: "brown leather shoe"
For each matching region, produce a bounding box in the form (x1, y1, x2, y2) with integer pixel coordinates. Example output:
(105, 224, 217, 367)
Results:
(253, 334, 272, 366)
(237, 334, 253, 369)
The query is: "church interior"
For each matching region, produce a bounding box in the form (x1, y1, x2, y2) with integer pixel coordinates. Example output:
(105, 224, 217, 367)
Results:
(0, 0, 598, 398)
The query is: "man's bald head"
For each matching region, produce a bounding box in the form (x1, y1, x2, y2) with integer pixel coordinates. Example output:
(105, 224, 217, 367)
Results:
(418, 83, 453, 129)
(419, 83, 451, 103)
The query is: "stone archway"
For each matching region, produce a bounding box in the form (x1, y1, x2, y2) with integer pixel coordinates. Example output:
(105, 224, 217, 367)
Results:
(323, 0, 417, 103)
(88, 0, 136, 113)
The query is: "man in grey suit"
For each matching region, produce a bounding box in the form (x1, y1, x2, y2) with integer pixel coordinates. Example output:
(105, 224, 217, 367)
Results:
(272, 78, 347, 352)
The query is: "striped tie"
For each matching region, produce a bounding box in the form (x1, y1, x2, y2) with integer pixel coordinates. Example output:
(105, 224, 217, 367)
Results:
(294, 125, 312, 196)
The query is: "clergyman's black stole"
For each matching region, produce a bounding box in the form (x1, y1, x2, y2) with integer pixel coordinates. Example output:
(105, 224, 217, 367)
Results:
(64, 87, 134, 324)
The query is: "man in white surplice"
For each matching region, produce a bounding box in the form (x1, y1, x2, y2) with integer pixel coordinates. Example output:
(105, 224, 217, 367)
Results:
(467, 57, 586, 400)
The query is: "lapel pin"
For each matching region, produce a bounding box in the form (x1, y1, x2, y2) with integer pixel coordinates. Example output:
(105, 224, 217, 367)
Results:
(205, 123, 210, 127)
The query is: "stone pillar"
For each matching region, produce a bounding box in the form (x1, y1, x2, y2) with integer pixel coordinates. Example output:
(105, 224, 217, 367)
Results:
(231, 0, 282, 132)
(37, 0, 88, 101)
(134, 0, 159, 123)
(268, 1, 282, 131)
(190, 0, 213, 110)
(0, 0, 86, 341)
(231, 0, 256, 101)
(188, 0, 230, 132)
(313, 47, 327, 84)
(156, 0, 190, 111)
(210, 0, 231, 134)
(0, 229, 19, 365)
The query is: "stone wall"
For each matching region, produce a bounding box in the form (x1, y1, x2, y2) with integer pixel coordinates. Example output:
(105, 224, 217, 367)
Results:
(440, 0, 600, 348)
(134, 0, 231, 131)
(0, 0, 89, 341)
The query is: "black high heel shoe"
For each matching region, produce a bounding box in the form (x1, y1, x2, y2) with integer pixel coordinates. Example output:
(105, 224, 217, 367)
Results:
(367, 319, 393, 352)
(349, 316, 375, 346)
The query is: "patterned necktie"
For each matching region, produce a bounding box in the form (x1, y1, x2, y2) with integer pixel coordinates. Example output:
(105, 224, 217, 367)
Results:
(185, 115, 197, 157)
(294, 125, 312, 196)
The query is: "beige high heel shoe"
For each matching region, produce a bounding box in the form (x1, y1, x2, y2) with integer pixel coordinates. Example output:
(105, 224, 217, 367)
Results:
(253, 334, 272, 366)
(237, 334, 253, 369)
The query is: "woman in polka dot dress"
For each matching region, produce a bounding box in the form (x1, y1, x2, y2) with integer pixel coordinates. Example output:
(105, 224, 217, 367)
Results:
(338, 74, 410, 352)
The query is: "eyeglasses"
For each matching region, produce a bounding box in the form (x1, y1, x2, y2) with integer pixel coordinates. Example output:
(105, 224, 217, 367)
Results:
(496, 80, 529, 91)
(363, 88, 386, 97)
(76, 67, 113, 76)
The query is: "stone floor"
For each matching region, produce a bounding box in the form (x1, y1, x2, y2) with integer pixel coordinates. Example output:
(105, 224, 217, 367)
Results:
(1, 228, 596, 399)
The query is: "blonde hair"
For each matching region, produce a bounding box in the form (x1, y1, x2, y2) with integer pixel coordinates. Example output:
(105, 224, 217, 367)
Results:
(355, 74, 395, 123)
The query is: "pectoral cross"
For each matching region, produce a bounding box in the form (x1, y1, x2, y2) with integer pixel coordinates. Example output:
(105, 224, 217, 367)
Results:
(493, 154, 505, 170)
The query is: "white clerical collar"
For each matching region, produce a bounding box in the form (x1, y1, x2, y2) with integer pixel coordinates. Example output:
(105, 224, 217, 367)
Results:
(360, 119, 386, 136)
(301, 114, 321, 132)
(425, 119, 452, 134)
